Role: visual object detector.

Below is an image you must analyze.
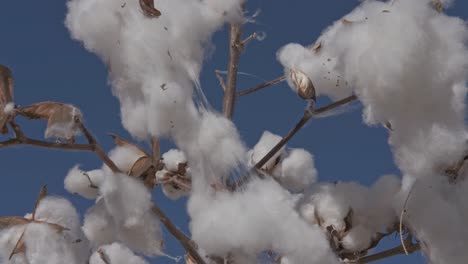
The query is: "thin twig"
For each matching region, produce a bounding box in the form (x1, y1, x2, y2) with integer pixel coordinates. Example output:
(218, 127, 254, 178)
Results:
(352, 241, 420, 263)
(239, 32, 257, 47)
(399, 182, 416, 255)
(232, 95, 358, 188)
(222, 22, 243, 119)
(215, 70, 227, 92)
(151, 203, 207, 264)
(237, 75, 286, 97)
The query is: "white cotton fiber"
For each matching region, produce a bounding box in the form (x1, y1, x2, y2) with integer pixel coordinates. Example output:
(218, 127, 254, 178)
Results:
(107, 146, 146, 173)
(277, 148, 317, 192)
(82, 199, 116, 248)
(64, 165, 103, 199)
(162, 149, 187, 171)
(250, 131, 285, 171)
(89, 243, 148, 264)
(189, 178, 338, 264)
(99, 173, 152, 228)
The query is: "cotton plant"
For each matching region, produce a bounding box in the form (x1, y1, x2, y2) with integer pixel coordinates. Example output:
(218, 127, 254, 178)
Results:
(1, 0, 467, 263)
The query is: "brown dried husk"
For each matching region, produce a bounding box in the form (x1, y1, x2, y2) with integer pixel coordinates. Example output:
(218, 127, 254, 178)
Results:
(19, 101, 67, 120)
(0, 65, 13, 104)
(139, 0, 161, 17)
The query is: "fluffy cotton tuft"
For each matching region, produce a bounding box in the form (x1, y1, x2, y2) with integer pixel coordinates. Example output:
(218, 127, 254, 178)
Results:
(107, 146, 146, 173)
(275, 148, 318, 192)
(189, 178, 338, 263)
(99, 173, 152, 227)
(89, 243, 148, 264)
(249, 131, 285, 171)
(64, 166, 103, 199)
(162, 149, 187, 171)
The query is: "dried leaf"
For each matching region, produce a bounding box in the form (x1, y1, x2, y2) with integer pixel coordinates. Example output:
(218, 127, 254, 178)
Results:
(9, 228, 26, 260)
(32, 185, 47, 220)
(0, 65, 13, 104)
(109, 133, 149, 157)
(18, 101, 66, 120)
(139, 0, 161, 18)
(0, 217, 31, 229)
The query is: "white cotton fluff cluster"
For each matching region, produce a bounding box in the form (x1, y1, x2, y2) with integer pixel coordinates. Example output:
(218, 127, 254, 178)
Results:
(278, 0, 468, 178)
(107, 145, 147, 173)
(89, 242, 149, 264)
(82, 173, 163, 256)
(0, 197, 89, 264)
(300, 175, 401, 252)
(65, 166, 103, 199)
(66, 0, 243, 140)
(249, 131, 317, 191)
(274, 148, 318, 192)
(189, 178, 338, 264)
(184, 111, 247, 185)
(249, 131, 285, 171)
(162, 148, 187, 171)
(279, 2, 468, 260)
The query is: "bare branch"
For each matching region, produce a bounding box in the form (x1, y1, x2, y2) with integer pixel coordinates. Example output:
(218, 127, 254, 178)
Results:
(222, 22, 243, 119)
(237, 75, 286, 97)
(352, 241, 420, 263)
(239, 32, 257, 47)
(151, 203, 207, 264)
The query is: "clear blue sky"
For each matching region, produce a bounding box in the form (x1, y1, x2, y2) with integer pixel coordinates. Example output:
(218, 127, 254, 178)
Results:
(0, 1, 467, 263)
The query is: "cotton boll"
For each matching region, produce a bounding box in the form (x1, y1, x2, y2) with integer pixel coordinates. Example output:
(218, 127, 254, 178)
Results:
(189, 178, 338, 264)
(299, 203, 318, 226)
(367, 175, 400, 231)
(309, 184, 350, 232)
(277, 43, 352, 100)
(186, 111, 246, 183)
(117, 212, 163, 256)
(82, 199, 116, 248)
(250, 131, 285, 171)
(64, 165, 103, 199)
(23, 223, 80, 264)
(341, 225, 373, 252)
(89, 243, 149, 264)
(0, 226, 25, 262)
(34, 197, 90, 262)
(278, 148, 317, 192)
(107, 146, 146, 173)
(162, 149, 187, 171)
(100, 173, 152, 228)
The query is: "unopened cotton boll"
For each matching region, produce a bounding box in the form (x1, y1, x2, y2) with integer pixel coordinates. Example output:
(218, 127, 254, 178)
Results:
(250, 131, 285, 171)
(278, 148, 317, 192)
(89, 243, 148, 264)
(162, 149, 187, 171)
(64, 165, 103, 199)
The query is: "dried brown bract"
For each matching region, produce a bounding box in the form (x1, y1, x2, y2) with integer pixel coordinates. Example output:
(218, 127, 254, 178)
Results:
(18, 101, 82, 142)
(290, 68, 316, 101)
(139, 0, 161, 18)
(0, 65, 14, 134)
